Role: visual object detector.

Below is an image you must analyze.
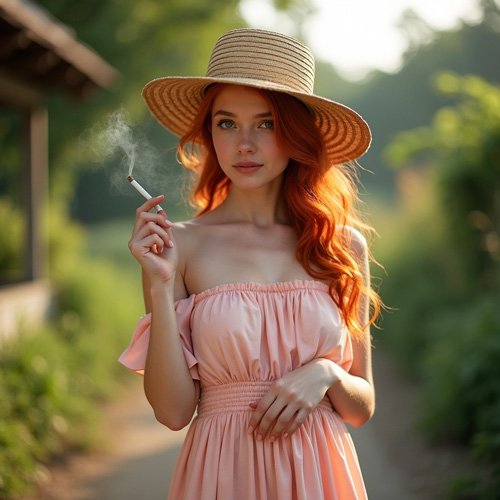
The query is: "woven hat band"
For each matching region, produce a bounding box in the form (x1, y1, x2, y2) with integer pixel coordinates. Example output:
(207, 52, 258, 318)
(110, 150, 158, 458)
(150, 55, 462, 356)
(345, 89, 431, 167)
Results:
(206, 29, 315, 95)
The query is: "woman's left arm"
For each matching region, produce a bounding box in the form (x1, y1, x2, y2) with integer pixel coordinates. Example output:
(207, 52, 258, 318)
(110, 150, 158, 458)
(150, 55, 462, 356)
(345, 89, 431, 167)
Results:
(323, 335, 374, 428)
(325, 227, 374, 427)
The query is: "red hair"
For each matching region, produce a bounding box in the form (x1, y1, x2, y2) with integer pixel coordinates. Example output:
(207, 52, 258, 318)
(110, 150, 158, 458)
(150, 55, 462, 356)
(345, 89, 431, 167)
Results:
(178, 84, 381, 337)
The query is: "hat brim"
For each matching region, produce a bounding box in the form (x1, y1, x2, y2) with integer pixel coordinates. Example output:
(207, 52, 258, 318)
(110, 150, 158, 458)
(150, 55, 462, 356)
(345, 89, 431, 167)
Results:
(142, 76, 371, 165)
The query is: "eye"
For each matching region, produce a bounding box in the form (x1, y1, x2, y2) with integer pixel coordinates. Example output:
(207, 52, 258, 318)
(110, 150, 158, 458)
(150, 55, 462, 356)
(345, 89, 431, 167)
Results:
(216, 119, 235, 129)
(259, 119, 274, 130)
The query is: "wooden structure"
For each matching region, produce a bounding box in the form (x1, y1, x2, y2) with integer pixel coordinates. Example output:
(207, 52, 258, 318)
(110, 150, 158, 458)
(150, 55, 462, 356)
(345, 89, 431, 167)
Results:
(0, 0, 118, 340)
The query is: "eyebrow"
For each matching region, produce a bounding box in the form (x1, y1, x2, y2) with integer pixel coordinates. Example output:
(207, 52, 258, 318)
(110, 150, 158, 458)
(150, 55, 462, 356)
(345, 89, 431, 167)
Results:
(213, 110, 272, 118)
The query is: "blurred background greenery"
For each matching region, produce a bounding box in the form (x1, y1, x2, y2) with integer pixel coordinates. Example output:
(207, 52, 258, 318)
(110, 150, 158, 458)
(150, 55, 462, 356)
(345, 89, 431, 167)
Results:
(1, 0, 499, 497)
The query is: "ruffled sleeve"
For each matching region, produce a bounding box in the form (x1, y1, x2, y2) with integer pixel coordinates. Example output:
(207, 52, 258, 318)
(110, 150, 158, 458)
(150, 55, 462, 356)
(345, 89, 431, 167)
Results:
(118, 295, 199, 380)
(321, 327, 354, 373)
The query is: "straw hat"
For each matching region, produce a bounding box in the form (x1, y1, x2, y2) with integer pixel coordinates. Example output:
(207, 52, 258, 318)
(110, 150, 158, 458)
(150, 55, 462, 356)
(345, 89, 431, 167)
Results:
(142, 28, 371, 164)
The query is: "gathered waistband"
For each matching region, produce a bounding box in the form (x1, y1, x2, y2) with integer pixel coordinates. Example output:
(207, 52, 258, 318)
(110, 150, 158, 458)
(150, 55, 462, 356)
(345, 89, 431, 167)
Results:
(197, 381, 333, 417)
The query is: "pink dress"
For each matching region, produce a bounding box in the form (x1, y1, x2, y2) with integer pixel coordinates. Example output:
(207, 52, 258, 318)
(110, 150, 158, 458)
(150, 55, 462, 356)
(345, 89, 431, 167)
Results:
(119, 280, 367, 500)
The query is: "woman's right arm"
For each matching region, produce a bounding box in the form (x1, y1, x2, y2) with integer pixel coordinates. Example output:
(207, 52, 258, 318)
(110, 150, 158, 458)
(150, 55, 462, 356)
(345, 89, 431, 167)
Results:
(128, 195, 199, 430)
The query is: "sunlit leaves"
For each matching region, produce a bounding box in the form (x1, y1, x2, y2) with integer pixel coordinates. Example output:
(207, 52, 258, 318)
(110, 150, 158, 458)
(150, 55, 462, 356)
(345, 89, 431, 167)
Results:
(386, 71, 500, 288)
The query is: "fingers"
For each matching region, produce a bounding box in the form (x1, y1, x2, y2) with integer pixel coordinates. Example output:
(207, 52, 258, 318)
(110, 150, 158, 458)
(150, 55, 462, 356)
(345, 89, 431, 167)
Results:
(130, 219, 172, 255)
(133, 196, 172, 232)
(137, 194, 166, 216)
(247, 385, 316, 442)
(248, 399, 309, 442)
(247, 393, 281, 441)
(281, 409, 310, 438)
(129, 195, 175, 259)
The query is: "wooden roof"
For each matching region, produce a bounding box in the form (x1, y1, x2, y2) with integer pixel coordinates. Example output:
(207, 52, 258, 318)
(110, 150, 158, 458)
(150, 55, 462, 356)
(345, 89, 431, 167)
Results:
(0, 0, 119, 104)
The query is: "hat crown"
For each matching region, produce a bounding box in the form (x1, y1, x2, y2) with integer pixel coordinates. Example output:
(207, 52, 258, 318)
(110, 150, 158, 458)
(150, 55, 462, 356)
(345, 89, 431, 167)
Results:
(206, 28, 315, 95)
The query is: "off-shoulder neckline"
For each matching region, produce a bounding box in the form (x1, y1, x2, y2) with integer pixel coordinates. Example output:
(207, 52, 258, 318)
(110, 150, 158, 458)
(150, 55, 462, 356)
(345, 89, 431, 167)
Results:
(189, 280, 330, 304)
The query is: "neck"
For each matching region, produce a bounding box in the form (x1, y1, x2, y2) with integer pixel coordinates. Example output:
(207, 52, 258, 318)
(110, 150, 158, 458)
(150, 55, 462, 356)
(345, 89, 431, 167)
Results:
(219, 182, 289, 227)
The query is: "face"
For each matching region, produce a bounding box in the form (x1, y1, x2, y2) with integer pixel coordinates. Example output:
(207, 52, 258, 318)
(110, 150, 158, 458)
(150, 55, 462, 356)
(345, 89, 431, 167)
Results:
(210, 85, 290, 191)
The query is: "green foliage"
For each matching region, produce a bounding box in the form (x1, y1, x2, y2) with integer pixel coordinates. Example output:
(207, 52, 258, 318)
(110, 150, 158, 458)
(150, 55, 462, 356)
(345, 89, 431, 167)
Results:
(371, 180, 455, 373)
(352, 4, 500, 196)
(0, 198, 25, 283)
(0, 186, 142, 498)
(46, 201, 87, 280)
(0, 326, 79, 495)
(387, 73, 500, 291)
(376, 245, 454, 373)
(381, 72, 500, 497)
(0, 254, 142, 498)
(0, 111, 22, 201)
(0, 110, 26, 284)
(84, 218, 138, 268)
(422, 296, 500, 499)
(422, 298, 500, 440)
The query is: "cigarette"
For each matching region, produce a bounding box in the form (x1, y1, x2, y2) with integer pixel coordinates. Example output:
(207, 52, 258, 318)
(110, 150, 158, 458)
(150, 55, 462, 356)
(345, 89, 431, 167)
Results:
(127, 175, 164, 212)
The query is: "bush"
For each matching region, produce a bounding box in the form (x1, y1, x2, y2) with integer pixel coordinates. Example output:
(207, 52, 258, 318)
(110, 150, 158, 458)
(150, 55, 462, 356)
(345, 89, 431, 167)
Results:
(0, 256, 142, 498)
(421, 296, 500, 498)
(376, 237, 455, 375)
(373, 191, 499, 498)
(382, 74, 500, 497)
(371, 176, 461, 377)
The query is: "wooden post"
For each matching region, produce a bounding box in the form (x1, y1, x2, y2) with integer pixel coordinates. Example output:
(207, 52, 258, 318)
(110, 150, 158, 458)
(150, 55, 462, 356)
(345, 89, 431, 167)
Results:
(23, 105, 48, 280)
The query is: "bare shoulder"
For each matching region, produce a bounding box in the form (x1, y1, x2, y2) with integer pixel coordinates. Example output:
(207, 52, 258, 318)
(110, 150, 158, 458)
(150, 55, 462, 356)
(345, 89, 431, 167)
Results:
(172, 217, 216, 258)
(172, 219, 205, 253)
(167, 219, 204, 298)
(172, 219, 200, 238)
(172, 209, 222, 240)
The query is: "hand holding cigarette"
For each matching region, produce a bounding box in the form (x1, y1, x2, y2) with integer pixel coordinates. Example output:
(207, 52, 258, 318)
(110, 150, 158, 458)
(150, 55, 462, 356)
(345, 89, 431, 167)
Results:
(127, 175, 164, 212)
(127, 175, 175, 263)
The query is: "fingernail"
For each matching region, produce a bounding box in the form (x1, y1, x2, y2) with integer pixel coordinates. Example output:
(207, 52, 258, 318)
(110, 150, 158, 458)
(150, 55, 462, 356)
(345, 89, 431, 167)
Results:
(283, 433, 289, 438)
(247, 426, 254, 434)
(168, 240, 174, 248)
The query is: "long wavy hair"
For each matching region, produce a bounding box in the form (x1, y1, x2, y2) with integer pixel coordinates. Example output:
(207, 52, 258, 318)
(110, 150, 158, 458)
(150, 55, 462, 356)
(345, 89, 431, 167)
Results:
(178, 84, 381, 337)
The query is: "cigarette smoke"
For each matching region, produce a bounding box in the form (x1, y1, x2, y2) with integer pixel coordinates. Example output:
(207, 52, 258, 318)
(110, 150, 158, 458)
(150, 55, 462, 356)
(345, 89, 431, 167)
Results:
(82, 107, 167, 194)
(79, 107, 190, 220)
(102, 108, 137, 176)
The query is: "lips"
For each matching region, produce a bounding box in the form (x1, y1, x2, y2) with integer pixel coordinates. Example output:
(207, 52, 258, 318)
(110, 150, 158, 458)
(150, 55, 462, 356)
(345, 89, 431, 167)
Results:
(233, 162, 262, 173)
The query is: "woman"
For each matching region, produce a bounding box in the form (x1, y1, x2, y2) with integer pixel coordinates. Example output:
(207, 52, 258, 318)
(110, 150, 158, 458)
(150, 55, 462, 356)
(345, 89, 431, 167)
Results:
(120, 28, 381, 499)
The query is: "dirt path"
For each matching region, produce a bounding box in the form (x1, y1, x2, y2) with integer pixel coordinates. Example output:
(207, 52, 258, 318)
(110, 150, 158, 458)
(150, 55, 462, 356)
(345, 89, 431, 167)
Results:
(27, 348, 471, 500)
(351, 348, 471, 499)
(25, 378, 186, 500)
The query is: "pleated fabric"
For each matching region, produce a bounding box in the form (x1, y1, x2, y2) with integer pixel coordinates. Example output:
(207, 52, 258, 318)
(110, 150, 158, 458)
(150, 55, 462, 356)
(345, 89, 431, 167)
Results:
(119, 280, 367, 500)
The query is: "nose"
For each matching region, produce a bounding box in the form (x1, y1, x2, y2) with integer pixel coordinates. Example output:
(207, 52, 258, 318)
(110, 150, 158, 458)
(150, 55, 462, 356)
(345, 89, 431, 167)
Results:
(237, 129, 256, 154)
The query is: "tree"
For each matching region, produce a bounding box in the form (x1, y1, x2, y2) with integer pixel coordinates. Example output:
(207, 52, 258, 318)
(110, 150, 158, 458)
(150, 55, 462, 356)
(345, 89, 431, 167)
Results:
(386, 72, 500, 291)
(348, 0, 500, 197)
(383, 72, 500, 498)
